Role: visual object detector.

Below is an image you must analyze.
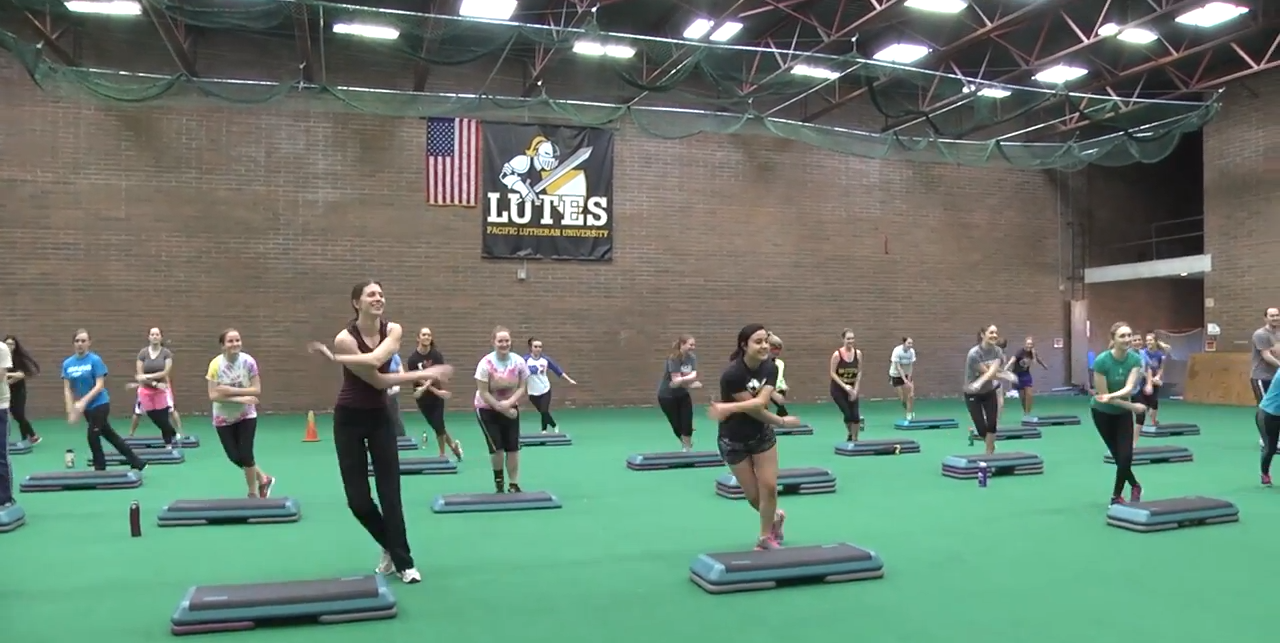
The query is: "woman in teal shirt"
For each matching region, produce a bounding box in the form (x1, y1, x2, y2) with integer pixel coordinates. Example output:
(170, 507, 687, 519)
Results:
(1091, 322, 1149, 506)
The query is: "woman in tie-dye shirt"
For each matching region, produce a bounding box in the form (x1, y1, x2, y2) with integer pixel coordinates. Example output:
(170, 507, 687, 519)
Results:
(206, 328, 276, 499)
(474, 326, 530, 494)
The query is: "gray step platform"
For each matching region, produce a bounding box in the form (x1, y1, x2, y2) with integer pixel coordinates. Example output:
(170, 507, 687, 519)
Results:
(20, 469, 143, 492)
(894, 417, 958, 431)
(123, 434, 200, 449)
(715, 467, 837, 500)
(690, 543, 884, 594)
(170, 574, 397, 635)
(1020, 414, 1081, 427)
(834, 439, 920, 457)
(941, 451, 1044, 479)
(772, 424, 814, 436)
(432, 491, 562, 513)
(1140, 423, 1200, 437)
(106, 448, 185, 466)
(368, 457, 458, 476)
(159, 497, 302, 527)
(971, 426, 1042, 441)
(8, 440, 32, 455)
(396, 436, 420, 451)
(626, 451, 723, 471)
(520, 432, 572, 447)
(0, 504, 26, 533)
(1106, 496, 1238, 532)
(1106, 445, 1193, 465)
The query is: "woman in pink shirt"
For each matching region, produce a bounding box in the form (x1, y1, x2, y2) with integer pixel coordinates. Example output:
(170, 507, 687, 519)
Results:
(474, 326, 530, 494)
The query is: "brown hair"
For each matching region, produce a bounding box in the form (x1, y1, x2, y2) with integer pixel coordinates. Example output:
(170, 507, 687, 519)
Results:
(841, 328, 855, 340)
(492, 326, 510, 340)
(669, 334, 693, 360)
(349, 280, 382, 321)
(1108, 321, 1130, 347)
(977, 324, 996, 341)
(73, 328, 90, 341)
(218, 328, 240, 346)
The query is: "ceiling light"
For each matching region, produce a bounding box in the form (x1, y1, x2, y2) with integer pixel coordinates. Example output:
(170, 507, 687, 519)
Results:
(872, 43, 931, 64)
(977, 87, 1011, 98)
(791, 64, 841, 80)
(1097, 22, 1120, 36)
(1116, 28, 1158, 43)
(604, 44, 635, 59)
(332, 23, 400, 40)
(709, 21, 743, 42)
(1175, 2, 1249, 27)
(458, 0, 518, 21)
(1033, 64, 1088, 84)
(903, 0, 968, 14)
(64, 0, 141, 15)
(682, 18, 714, 40)
(572, 41, 606, 56)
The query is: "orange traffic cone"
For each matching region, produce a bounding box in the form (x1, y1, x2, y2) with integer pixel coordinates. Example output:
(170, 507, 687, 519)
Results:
(303, 411, 320, 442)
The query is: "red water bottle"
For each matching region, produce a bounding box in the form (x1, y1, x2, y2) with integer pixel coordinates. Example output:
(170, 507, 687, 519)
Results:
(129, 501, 142, 537)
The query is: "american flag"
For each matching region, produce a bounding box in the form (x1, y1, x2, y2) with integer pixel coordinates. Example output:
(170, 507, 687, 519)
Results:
(425, 117, 480, 207)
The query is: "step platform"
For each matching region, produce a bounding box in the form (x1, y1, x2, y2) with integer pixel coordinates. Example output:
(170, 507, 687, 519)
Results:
(690, 543, 884, 594)
(369, 456, 458, 476)
(1140, 423, 1200, 437)
(170, 574, 396, 635)
(941, 451, 1043, 479)
(159, 497, 302, 527)
(8, 440, 32, 455)
(106, 448, 185, 466)
(772, 424, 814, 436)
(715, 467, 836, 500)
(1021, 414, 1081, 427)
(971, 426, 1042, 441)
(396, 436, 420, 451)
(20, 469, 143, 492)
(1106, 445, 1193, 466)
(123, 434, 199, 449)
(431, 491, 562, 514)
(626, 451, 723, 471)
(520, 432, 572, 447)
(894, 417, 958, 431)
(834, 439, 920, 457)
(1106, 496, 1238, 533)
(0, 504, 26, 533)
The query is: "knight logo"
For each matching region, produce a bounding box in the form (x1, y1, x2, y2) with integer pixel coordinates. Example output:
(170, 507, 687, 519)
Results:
(485, 135, 610, 227)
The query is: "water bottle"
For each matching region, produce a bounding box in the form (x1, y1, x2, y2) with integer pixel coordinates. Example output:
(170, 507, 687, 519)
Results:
(968, 431, 975, 447)
(64, 449, 75, 469)
(129, 501, 142, 537)
(977, 462, 989, 488)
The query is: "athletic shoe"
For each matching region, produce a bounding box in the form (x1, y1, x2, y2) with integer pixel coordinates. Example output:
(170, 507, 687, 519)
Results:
(29, 435, 41, 445)
(494, 483, 505, 494)
(1129, 484, 1142, 504)
(258, 476, 275, 499)
(754, 536, 782, 551)
(771, 509, 786, 543)
(541, 430, 548, 435)
(1263, 474, 1273, 487)
(1109, 496, 1125, 506)
(508, 483, 523, 493)
(399, 568, 422, 584)
(450, 440, 463, 462)
(375, 551, 395, 575)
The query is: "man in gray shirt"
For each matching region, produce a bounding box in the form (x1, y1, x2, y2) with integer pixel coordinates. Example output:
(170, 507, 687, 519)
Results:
(1251, 308, 1280, 402)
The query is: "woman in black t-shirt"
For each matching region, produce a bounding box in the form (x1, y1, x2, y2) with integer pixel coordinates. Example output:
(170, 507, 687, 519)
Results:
(708, 324, 803, 551)
(406, 327, 463, 461)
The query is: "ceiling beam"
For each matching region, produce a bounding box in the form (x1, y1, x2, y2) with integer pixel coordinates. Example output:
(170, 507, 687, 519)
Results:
(22, 11, 75, 66)
(290, 1, 315, 84)
(142, 0, 198, 77)
(521, 0, 623, 97)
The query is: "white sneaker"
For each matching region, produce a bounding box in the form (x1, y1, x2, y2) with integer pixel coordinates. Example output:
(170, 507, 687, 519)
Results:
(399, 568, 422, 584)
(375, 551, 395, 575)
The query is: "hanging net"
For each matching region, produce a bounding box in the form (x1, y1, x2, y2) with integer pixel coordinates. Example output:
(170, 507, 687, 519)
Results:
(0, 0, 1220, 169)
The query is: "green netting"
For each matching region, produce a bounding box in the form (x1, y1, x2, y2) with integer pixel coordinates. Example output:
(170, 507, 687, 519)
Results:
(1, 0, 1221, 169)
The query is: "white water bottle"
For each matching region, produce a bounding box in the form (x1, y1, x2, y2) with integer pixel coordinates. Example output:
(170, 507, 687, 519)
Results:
(65, 449, 75, 469)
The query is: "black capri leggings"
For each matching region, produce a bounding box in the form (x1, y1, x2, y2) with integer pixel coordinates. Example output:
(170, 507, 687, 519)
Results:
(529, 391, 557, 431)
(416, 396, 447, 436)
(658, 394, 694, 438)
(333, 404, 413, 572)
(1259, 408, 1280, 475)
(1092, 408, 1139, 498)
(477, 407, 521, 453)
(964, 389, 1000, 436)
(830, 385, 862, 425)
(216, 417, 259, 468)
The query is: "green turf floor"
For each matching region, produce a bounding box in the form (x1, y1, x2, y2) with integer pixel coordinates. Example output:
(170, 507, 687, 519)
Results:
(3, 397, 1274, 642)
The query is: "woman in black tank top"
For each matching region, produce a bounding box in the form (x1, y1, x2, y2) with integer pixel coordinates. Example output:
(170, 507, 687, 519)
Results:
(308, 281, 453, 586)
(828, 328, 864, 442)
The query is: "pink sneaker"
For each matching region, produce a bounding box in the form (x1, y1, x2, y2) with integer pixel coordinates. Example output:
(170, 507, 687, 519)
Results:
(1263, 474, 1273, 487)
(754, 536, 783, 551)
(771, 509, 786, 543)
(258, 476, 275, 499)
(1129, 484, 1142, 504)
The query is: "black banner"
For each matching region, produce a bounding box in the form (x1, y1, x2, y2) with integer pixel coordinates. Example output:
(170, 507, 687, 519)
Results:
(481, 124, 614, 261)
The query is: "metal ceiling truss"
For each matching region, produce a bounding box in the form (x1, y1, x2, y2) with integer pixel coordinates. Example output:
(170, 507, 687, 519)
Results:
(21, 10, 75, 66)
(141, 0, 199, 76)
(521, 0, 629, 97)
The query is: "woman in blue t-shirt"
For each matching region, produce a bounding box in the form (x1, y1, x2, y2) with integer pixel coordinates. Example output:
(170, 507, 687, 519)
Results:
(62, 329, 146, 472)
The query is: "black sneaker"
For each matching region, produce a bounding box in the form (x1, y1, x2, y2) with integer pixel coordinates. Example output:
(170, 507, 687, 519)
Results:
(508, 483, 523, 493)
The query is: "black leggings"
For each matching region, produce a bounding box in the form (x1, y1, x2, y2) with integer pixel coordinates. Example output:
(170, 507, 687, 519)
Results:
(84, 403, 144, 471)
(144, 408, 179, 445)
(1259, 409, 1280, 475)
(1092, 408, 1139, 497)
(528, 391, 557, 431)
(416, 396, 448, 437)
(216, 417, 258, 468)
(658, 394, 694, 438)
(333, 404, 413, 572)
(964, 389, 1000, 436)
(10, 382, 36, 440)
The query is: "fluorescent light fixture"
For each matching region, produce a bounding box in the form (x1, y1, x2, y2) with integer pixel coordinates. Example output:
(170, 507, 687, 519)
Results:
(458, 0, 518, 21)
(1180, 272, 1189, 276)
(1097, 22, 1120, 36)
(64, 0, 141, 15)
(872, 43, 931, 64)
(1175, 2, 1248, 27)
(604, 44, 636, 59)
(1117, 27, 1158, 43)
(573, 41, 634, 58)
(1033, 64, 1088, 84)
(683, 18, 714, 39)
(709, 21, 743, 42)
(332, 23, 400, 40)
(903, 0, 968, 14)
(963, 84, 1012, 98)
(791, 64, 840, 80)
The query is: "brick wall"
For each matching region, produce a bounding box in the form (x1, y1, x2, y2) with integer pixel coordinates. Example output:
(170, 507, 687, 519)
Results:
(1203, 68, 1280, 351)
(0, 20, 1075, 416)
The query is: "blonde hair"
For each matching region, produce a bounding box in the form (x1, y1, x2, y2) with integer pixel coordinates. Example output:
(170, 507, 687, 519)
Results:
(768, 333, 783, 347)
(1144, 332, 1172, 351)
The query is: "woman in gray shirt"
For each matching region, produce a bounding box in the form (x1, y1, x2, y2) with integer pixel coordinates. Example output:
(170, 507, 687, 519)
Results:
(658, 335, 701, 451)
(964, 325, 1012, 455)
(129, 327, 182, 448)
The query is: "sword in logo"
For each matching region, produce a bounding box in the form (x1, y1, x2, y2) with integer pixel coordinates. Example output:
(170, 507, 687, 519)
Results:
(525, 146, 593, 200)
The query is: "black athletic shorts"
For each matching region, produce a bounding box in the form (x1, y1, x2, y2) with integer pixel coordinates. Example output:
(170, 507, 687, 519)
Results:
(476, 407, 520, 453)
(890, 376, 906, 388)
(718, 427, 777, 466)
